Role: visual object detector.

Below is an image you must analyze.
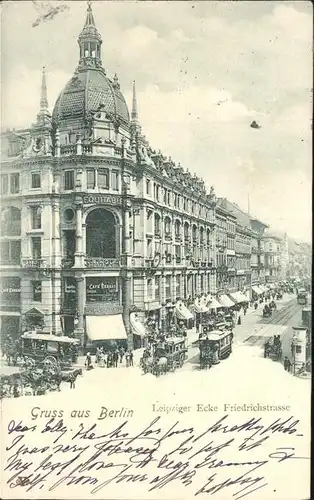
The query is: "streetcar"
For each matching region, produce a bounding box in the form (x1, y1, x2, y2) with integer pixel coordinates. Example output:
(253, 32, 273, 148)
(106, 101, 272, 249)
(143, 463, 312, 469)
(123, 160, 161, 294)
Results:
(199, 329, 233, 369)
(297, 289, 307, 305)
(154, 337, 187, 371)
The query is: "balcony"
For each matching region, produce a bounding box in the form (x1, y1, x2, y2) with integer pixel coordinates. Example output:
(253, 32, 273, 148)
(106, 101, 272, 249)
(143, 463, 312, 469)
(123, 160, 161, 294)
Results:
(84, 257, 121, 269)
(60, 144, 77, 155)
(175, 234, 182, 243)
(22, 258, 47, 269)
(164, 232, 172, 241)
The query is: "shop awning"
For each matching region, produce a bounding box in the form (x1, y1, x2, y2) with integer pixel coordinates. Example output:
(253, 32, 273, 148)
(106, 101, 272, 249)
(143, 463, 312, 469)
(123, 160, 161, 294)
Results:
(207, 298, 223, 309)
(218, 295, 235, 308)
(238, 291, 249, 302)
(130, 313, 146, 337)
(259, 285, 267, 293)
(252, 286, 263, 295)
(175, 301, 194, 320)
(86, 315, 127, 341)
(229, 292, 242, 303)
(194, 298, 209, 313)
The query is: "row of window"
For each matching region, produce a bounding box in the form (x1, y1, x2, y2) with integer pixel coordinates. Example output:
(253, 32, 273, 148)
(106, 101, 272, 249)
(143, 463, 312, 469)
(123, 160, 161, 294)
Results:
(64, 169, 119, 191)
(0, 237, 41, 265)
(146, 179, 213, 219)
(1, 169, 120, 194)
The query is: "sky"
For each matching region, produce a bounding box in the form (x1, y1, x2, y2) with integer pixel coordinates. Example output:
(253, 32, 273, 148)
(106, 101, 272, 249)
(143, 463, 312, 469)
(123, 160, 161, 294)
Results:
(1, 0, 312, 242)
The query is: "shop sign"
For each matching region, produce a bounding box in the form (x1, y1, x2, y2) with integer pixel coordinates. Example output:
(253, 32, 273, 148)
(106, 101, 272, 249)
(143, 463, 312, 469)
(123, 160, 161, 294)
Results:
(86, 277, 119, 303)
(83, 194, 122, 205)
(0, 278, 21, 302)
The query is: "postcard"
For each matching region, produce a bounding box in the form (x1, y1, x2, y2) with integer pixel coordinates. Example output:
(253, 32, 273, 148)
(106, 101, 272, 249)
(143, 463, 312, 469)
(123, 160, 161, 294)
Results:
(0, 1, 312, 499)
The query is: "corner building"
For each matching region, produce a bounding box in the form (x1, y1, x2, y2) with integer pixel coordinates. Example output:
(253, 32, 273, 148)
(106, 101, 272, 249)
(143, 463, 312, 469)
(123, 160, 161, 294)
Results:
(0, 5, 217, 349)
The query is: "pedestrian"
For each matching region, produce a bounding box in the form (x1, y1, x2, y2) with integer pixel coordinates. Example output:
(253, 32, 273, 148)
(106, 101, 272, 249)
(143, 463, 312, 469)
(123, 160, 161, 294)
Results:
(284, 357, 292, 372)
(129, 350, 134, 366)
(85, 352, 92, 370)
(125, 351, 131, 367)
(237, 316, 241, 325)
(119, 347, 125, 363)
(254, 302, 258, 310)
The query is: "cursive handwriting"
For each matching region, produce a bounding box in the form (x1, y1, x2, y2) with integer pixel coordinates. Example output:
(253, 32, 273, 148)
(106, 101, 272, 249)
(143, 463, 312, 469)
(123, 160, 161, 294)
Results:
(3, 414, 309, 498)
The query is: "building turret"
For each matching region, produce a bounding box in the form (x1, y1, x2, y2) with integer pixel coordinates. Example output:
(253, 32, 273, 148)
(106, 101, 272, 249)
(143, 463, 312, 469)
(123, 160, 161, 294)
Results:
(77, 1, 103, 71)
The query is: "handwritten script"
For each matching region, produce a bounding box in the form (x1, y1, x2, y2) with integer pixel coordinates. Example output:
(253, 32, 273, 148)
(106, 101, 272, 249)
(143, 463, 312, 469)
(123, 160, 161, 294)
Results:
(3, 414, 309, 499)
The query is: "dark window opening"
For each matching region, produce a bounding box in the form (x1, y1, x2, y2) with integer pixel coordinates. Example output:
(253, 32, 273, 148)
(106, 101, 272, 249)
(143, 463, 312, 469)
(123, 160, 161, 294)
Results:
(86, 209, 116, 258)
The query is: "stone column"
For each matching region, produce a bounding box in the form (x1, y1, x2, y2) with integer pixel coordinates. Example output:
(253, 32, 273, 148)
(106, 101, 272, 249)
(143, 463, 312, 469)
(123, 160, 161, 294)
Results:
(74, 202, 84, 267)
(52, 202, 61, 268)
(74, 276, 85, 351)
(122, 274, 133, 350)
(124, 208, 131, 254)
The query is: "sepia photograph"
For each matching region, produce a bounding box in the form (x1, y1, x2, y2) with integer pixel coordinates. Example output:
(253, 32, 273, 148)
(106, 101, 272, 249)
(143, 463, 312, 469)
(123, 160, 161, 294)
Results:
(0, 1, 312, 499)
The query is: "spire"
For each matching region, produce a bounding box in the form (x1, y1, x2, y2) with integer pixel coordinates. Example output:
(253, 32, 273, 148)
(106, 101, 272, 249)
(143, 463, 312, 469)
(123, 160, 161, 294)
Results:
(85, 1, 96, 27)
(36, 67, 51, 126)
(131, 81, 139, 122)
(40, 67, 48, 111)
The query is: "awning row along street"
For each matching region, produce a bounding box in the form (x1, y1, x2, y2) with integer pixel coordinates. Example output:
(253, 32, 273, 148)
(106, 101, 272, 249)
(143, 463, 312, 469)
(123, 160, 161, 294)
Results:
(85, 287, 262, 341)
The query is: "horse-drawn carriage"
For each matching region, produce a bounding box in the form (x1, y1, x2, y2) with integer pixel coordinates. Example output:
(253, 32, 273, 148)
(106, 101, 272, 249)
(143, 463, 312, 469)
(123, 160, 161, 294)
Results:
(264, 335, 282, 361)
(263, 304, 272, 318)
(18, 332, 79, 368)
(199, 329, 233, 369)
(140, 337, 187, 376)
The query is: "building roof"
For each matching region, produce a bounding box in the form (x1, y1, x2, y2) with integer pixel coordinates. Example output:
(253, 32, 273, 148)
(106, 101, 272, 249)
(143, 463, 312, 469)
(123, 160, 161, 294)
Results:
(52, 69, 130, 126)
(52, 3, 130, 128)
(217, 198, 251, 228)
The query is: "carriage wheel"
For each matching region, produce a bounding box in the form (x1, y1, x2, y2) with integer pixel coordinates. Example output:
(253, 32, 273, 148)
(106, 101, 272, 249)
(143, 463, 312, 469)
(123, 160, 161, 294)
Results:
(44, 356, 58, 367)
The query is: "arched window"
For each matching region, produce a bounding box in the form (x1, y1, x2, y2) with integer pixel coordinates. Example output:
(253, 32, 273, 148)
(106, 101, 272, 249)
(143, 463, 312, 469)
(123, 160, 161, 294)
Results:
(206, 228, 211, 246)
(192, 224, 198, 242)
(200, 226, 204, 244)
(184, 222, 189, 240)
(154, 213, 161, 235)
(164, 217, 171, 235)
(174, 220, 181, 238)
(86, 209, 117, 258)
(1, 207, 21, 236)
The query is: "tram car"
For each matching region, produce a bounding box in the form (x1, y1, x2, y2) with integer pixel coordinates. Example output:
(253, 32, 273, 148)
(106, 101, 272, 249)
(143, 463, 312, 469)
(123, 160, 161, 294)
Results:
(199, 329, 233, 369)
(155, 337, 187, 372)
(297, 289, 307, 305)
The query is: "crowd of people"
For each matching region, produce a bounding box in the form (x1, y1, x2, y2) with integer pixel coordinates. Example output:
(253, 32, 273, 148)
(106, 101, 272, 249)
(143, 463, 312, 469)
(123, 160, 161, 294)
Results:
(85, 346, 134, 370)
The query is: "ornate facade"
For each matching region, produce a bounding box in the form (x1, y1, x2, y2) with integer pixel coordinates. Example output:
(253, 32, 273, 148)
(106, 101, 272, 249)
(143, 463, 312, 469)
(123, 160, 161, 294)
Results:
(0, 4, 217, 348)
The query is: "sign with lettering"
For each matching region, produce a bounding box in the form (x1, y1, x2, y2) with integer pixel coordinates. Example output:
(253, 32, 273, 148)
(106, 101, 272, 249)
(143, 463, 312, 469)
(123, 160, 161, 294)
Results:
(83, 194, 122, 205)
(0, 277, 21, 302)
(86, 277, 119, 303)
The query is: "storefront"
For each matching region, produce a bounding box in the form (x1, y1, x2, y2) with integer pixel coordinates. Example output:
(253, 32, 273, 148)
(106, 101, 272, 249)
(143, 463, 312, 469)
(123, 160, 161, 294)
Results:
(0, 277, 21, 340)
(86, 277, 119, 303)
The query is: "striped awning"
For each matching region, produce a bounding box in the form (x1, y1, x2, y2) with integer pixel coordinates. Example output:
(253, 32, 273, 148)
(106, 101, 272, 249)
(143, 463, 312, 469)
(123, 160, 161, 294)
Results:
(194, 298, 209, 313)
(218, 295, 235, 308)
(207, 298, 223, 309)
(130, 313, 146, 337)
(175, 301, 194, 320)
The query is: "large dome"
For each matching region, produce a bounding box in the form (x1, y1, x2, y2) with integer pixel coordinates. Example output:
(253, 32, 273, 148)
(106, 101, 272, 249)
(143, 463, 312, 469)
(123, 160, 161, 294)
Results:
(52, 69, 130, 127)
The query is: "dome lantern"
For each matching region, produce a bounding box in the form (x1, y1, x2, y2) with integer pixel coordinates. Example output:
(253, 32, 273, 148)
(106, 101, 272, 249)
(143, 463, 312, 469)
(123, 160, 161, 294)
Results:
(77, 1, 103, 71)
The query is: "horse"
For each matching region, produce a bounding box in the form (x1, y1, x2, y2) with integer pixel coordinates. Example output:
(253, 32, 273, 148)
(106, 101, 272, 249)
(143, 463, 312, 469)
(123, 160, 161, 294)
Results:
(140, 356, 155, 374)
(154, 357, 168, 376)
